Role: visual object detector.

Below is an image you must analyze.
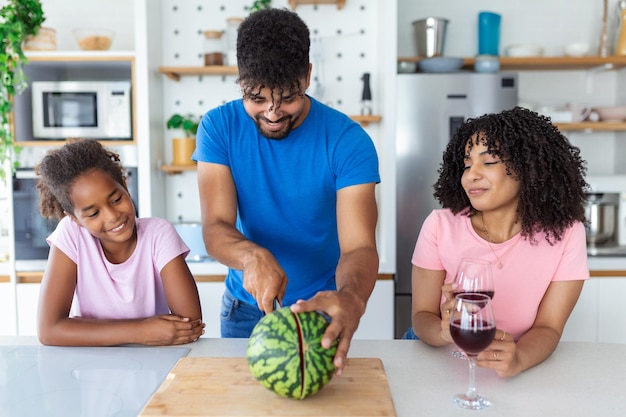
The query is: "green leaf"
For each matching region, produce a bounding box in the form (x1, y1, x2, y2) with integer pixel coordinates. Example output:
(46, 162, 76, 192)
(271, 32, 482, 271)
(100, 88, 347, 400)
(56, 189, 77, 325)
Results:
(166, 113, 200, 137)
(0, 0, 46, 183)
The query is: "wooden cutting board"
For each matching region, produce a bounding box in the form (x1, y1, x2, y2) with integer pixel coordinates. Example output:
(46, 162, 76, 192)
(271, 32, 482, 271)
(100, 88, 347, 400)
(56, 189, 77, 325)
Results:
(140, 357, 396, 416)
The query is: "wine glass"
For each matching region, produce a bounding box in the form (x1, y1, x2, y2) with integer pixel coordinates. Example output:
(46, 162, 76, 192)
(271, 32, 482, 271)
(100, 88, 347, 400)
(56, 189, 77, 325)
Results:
(450, 258, 494, 359)
(453, 258, 494, 299)
(450, 293, 496, 410)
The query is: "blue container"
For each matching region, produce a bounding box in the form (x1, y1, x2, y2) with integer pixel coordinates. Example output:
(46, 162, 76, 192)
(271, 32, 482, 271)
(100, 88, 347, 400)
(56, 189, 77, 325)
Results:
(478, 11, 501, 55)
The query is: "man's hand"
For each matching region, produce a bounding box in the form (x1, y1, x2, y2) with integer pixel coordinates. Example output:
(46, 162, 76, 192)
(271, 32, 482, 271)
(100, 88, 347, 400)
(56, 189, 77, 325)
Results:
(290, 289, 365, 376)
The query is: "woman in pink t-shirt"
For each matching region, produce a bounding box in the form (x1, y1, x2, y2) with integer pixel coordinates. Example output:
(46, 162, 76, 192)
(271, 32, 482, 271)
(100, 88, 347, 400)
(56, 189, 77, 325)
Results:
(35, 140, 204, 346)
(408, 107, 589, 377)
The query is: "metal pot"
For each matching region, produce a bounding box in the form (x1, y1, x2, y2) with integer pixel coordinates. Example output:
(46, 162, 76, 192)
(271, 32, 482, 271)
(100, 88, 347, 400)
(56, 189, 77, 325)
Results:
(585, 192, 619, 246)
(412, 17, 449, 57)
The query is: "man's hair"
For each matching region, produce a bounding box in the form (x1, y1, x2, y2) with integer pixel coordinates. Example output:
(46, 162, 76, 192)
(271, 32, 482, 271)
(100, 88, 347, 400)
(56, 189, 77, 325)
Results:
(236, 8, 310, 100)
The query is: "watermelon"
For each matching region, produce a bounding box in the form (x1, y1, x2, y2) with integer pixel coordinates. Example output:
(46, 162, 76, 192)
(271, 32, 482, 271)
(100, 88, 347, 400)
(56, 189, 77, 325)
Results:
(246, 306, 338, 400)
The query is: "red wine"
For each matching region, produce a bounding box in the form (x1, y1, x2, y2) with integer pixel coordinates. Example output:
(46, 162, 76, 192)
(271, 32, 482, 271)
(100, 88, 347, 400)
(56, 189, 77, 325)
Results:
(450, 318, 496, 355)
(453, 290, 495, 300)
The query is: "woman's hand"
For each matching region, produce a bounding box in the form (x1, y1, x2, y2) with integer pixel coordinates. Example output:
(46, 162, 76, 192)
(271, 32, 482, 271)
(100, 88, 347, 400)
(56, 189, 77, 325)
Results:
(439, 282, 457, 343)
(478, 329, 519, 377)
(140, 315, 205, 345)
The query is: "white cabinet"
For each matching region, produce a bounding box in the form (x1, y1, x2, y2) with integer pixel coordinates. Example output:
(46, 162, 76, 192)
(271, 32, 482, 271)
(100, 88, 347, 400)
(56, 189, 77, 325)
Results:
(16, 283, 40, 336)
(0, 283, 16, 336)
(196, 279, 395, 340)
(597, 278, 626, 343)
(562, 276, 626, 344)
(354, 280, 394, 340)
(196, 281, 225, 339)
(561, 279, 599, 343)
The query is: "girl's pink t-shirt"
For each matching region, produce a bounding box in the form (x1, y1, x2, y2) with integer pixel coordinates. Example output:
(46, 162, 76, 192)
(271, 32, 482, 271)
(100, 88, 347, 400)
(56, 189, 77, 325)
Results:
(412, 209, 589, 340)
(47, 217, 189, 319)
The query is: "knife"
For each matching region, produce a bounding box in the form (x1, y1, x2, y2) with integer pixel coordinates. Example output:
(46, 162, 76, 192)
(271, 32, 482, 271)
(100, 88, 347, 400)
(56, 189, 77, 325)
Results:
(273, 298, 282, 312)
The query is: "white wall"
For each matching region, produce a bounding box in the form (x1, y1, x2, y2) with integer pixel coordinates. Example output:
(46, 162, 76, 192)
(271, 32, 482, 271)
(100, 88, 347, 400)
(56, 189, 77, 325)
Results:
(398, 0, 619, 58)
(38, 0, 134, 51)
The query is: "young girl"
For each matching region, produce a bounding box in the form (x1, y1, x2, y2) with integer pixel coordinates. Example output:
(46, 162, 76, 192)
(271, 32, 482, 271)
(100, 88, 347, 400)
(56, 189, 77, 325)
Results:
(35, 140, 204, 346)
(408, 107, 589, 377)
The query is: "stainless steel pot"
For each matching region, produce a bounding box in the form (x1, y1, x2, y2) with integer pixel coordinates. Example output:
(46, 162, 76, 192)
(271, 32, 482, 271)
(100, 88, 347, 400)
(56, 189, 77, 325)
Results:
(585, 192, 619, 246)
(412, 17, 449, 57)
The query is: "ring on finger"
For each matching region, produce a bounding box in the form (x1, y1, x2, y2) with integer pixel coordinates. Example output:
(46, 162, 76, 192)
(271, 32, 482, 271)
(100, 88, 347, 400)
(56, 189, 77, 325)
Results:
(493, 352, 499, 360)
(500, 330, 506, 341)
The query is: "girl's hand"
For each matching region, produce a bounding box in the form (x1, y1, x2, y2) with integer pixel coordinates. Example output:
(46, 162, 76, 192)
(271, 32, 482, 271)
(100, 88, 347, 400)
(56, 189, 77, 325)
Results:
(141, 315, 205, 345)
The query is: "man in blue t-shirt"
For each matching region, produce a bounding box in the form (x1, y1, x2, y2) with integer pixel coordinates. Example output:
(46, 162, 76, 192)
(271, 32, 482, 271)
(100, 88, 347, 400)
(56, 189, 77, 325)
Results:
(193, 8, 380, 375)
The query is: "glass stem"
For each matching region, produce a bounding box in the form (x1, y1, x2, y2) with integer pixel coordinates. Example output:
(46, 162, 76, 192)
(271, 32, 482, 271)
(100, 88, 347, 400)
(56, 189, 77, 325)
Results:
(466, 355, 478, 399)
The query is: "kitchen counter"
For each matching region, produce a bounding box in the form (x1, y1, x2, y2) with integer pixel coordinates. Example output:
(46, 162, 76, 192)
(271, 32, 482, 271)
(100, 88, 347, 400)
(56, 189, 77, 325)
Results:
(1, 337, 625, 417)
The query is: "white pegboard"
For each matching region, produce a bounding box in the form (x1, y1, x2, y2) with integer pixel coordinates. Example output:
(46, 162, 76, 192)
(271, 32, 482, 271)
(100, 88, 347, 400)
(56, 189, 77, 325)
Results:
(160, 0, 383, 223)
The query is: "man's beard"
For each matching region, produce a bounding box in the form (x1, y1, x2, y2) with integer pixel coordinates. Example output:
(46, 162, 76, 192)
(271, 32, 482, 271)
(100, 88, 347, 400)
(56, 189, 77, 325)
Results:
(253, 115, 295, 140)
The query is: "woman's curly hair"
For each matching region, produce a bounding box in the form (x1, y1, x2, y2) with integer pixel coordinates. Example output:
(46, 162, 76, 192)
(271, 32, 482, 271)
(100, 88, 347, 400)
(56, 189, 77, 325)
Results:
(35, 140, 127, 220)
(236, 8, 310, 104)
(434, 106, 588, 244)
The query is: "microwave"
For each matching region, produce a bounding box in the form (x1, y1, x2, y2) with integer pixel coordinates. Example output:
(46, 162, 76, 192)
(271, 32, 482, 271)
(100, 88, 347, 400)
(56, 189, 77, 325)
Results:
(31, 81, 132, 140)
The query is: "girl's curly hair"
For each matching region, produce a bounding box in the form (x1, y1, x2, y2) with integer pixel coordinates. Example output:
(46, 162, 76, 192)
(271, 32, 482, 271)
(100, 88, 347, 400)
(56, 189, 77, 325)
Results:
(236, 8, 310, 104)
(35, 140, 127, 220)
(434, 106, 588, 244)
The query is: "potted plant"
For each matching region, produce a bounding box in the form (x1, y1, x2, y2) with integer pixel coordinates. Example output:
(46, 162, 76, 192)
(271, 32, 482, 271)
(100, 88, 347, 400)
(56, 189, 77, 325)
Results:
(166, 113, 201, 166)
(0, 0, 45, 183)
(248, 0, 272, 13)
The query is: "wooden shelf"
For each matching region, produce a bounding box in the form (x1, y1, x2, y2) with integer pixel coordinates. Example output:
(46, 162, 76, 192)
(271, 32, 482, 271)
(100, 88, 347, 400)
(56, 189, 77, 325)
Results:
(15, 140, 136, 147)
(158, 65, 238, 81)
(555, 122, 626, 131)
(25, 51, 135, 62)
(289, 0, 345, 9)
(398, 56, 626, 71)
(351, 114, 382, 126)
(161, 163, 198, 175)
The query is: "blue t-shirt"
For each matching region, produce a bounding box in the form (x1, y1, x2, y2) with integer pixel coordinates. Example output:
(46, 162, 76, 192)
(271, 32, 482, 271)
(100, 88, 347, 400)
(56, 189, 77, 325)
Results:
(193, 96, 380, 306)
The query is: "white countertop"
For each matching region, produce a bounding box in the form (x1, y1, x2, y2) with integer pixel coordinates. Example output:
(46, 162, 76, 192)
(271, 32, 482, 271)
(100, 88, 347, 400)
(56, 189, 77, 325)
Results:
(2, 337, 625, 417)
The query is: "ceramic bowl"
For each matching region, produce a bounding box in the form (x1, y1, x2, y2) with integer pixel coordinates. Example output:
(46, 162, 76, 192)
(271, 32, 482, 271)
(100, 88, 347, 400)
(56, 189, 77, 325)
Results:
(474, 55, 500, 73)
(593, 106, 626, 122)
(398, 61, 418, 73)
(73, 28, 115, 50)
(505, 44, 544, 57)
(564, 42, 591, 57)
(418, 57, 464, 73)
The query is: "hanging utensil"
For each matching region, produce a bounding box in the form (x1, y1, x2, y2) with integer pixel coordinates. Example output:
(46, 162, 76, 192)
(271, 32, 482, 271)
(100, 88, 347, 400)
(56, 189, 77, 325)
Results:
(598, 0, 609, 57)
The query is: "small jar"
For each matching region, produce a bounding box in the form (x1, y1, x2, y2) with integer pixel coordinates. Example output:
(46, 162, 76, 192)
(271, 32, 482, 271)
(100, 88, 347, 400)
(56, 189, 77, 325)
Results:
(23, 26, 57, 51)
(225, 17, 243, 65)
(203, 30, 224, 66)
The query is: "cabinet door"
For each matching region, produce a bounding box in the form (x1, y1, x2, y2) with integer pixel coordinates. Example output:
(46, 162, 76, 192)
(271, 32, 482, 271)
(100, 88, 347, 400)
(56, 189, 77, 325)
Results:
(16, 283, 40, 336)
(561, 279, 598, 343)
(0, 283, 16, 335)
(196, 281, 225, 338)
(196, 280, 395, 340)
(598, 278, 626, 344)
(353, 280, 394, 340)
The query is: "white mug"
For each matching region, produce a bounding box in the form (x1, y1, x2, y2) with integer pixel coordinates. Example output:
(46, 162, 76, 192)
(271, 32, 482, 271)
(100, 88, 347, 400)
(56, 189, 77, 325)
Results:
(566, 102, 591, 122)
